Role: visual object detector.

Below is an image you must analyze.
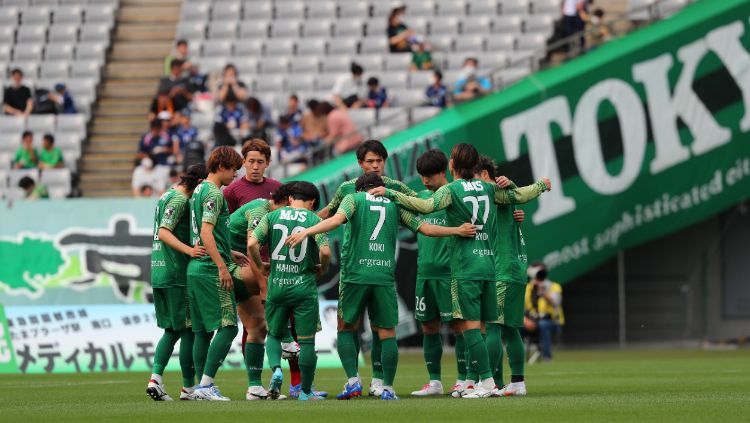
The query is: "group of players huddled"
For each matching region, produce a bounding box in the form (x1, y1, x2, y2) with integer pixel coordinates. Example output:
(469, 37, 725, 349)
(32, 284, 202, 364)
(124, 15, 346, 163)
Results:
(146, 138, 551, 401)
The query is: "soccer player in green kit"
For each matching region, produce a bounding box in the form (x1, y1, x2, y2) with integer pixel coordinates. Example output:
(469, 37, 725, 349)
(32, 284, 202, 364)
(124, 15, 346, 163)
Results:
(475, 155, 530, 397)
(146, 164, 208, 401)
(407, 149, 468, 397)
(316, 139, 419, 397)
(370, 143, 551, 398)
(248, 182, 332, 401)
(187, 146, 246, 401)
(287, 173, 477, 400)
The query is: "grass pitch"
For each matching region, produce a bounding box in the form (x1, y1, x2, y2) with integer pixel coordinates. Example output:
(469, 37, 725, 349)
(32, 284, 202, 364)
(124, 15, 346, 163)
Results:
(2, 349, 748, 422)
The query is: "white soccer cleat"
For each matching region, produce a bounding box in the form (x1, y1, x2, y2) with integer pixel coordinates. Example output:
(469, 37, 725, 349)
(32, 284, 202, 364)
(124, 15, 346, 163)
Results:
(179, 387, 197, 401)
(281, 342, 300, 360)
(246, 385, 269, 400)
(369, 378, 384, 397)
(496, 382, 527, 397)
(411, 381, 444, 396)
(193, 384, 230, 401)
(146, 380, 174, 401)
(450, 380, 465, 398)
(462, 380, 497, 399)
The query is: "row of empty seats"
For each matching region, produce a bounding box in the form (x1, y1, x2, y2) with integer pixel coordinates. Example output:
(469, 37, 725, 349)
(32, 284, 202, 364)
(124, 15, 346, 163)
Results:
(0, 168, 72, 199)
(181, 0, 560, 21)
(0, 4, 115, 26)
(0, 0, 117, 7)
(178, 14, 555, 41)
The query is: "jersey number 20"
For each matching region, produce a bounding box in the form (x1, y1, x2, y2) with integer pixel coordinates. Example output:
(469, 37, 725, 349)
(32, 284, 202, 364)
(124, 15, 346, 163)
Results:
(272, 224, 309, 263)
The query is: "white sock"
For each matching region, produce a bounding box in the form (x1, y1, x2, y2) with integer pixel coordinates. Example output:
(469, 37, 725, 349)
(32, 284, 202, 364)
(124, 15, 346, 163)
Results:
(348, 376, 360, 386)
(199, 375, 214, 386)
(429, 380, 442, 386)
(466, 379, 476, 387)
(383, 385, 394, 393)
(480, 378, 495, 390)
(150, 374, 163, 385)
(371, 377, 383, 386)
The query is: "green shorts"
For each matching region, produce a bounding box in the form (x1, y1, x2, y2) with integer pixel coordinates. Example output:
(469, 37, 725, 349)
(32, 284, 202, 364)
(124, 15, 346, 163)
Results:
(339, 283, 398, 329)
(187, 266, 239, 333)
(153, 287, 191, 330)
(266, 297, 321, 338)
(415, 279, 453, 322)
(451, 279, 498, 322)
(491, 281, 526, 327)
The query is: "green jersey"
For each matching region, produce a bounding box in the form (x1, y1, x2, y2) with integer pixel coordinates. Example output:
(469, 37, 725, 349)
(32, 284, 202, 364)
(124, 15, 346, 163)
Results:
(228, 198, 271, 252)
(386, 179, 547, 282)
(338, 192, 423, 285)
(495, 203, 528, 284)
(187, 181, 232, 274)
(323, 175, 417, 215)
(416, 189, 450, 280)
(151, 189, 190, 288)
(253, 207, 328, 304)
(38, 147, 64, 168)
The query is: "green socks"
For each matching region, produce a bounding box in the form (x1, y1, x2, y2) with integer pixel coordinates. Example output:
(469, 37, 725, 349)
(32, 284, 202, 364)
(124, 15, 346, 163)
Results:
(337, 331, 359, 378)
(455, 334, 467, 380)
(178, 329, 195, 388)
(266, 335, 282, 370)
(152, 329, 180, 375)
(203, 325, 239, 378)
(192, 331, 212, 379)
(423, 333, 442, 381)
(245, 342, 265, 386)
(371, 332, 383, 379)
(380, 336, 398, 387)
(501, 325, 525, 382)
(281, 326, 295, 344)
(298, 338, 317, 395)
(464, 328, 492, 380)
(486, 323, 503, 385)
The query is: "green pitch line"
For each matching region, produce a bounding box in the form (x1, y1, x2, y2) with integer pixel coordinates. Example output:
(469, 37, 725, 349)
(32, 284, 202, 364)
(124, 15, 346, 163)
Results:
(2, 349, 748, 423)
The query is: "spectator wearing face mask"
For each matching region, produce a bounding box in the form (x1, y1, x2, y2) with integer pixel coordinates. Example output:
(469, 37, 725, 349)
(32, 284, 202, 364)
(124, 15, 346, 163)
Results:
(453, 57, 492, 102)
(332, 63, 366, 109)
(387, 5, 416, 53)
(425, 70, 449, 108)
(132, 156, 165, 197)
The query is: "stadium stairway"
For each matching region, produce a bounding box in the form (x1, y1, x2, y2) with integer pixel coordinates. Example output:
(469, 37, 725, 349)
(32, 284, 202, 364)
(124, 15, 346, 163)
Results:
(79, 0, 182, 197)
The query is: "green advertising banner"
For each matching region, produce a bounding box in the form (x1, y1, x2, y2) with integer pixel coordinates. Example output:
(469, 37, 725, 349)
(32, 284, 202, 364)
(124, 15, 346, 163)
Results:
(0, 304, 18, 373)
(294, 0, 750, 283)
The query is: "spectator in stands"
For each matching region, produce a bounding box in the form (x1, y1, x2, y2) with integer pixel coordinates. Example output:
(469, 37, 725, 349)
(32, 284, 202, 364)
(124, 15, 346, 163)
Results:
(3, 68, 33, 116)
(213, 98, 249, 146)
(38, 134, 64, 170)
(245, 97, 272, 142)
(184, 63, 209, 94)
(164, 39, 192, 76)
(587, 9, 612, 50)
(321, 101, 363, 155)
(18, 176, 48, 200)
(563, 0, 588, 50)
(426, 70, 449, 108)
(301, 99, 327, 144)
(140, 185, 155, 197)
(171, 111, 199, 164)
(217, 64, 248, 104)
(410, 41, 433, 71)
(50, 83, 77, 114)
(149, 87, 174, 122)
(138, 119, 173, 166)
(454, 57, 492, 102)
(168, 168, 181, 189)
(283, 94, 303, 124)
(158, 59, 192, 111)
(332, 63, 366, 109)
(275, 114, 307, 163)
(223, 139, 282, 213)
(387, 5, 416, 53)
(13, 131, 38, 169)
(132, 156, 163, 197)
(365, 77, 389, 109)
(524, 263, 565, 362)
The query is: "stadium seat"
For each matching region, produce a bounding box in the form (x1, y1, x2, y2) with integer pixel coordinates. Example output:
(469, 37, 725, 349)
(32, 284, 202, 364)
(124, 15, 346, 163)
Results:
(0, 26, 16, 44)
(275, 1, 305, 19)
(517, 33, 547, 51)
(461, 16, 491, 34)
(287, 74, 315, 92)
(361, 37, 388, 54)
(20, 7, 51, 24)
(75, 41, 107, 61)
(347, 108, 376, 128)
(290, 56, 320, 74)
(371, 1, 402, 18)
(229, 56, 258, 75)
(392, 88, 424, 107)
(322, 55, 350, 73)
(338, 1, 368, 18)
(239, 20, 270, 38)
(532, 0, 561, 15)
(9, 168, 39, 188)
(0, 131, 22, 153)
(468, 0, 499, 16)
(212, 0, 241, 20)
(270, 20, 301, 38)
(16, 24, 47, 43)
(525, 15, 555, 36)
(0, 45, 10, 62)
(44, 42, 75, 61)
(352, 54, 384, 72)
(328, 38, 358, 55)
(429, 17, 460, 35)
(365, 18, 387, 37)
(27, 114, 55, 134)
(429, 35, 455, 52)
(263, 39, 295, 56)
(332, 19, 364, 37)
(54, 6, 83, 24)
(384, 54, 411, 71)
(437, 0, 467, 16)
(39, 60, 70, 79)
(13, 43, 43, 62)
(53, 132, 82, 152)
(302, 20, 332, 37)
(79, 23, 110, 43)
(492, 15, 523, 34)
(0, 7, 19, 25)
(48, 23, 79, 42)
(408, 71, 433, 89)
(307, 1, 337, 19)
(411, 106, 441, 122)
(316, 73, 338, 91)
(296, 38, 327, 56)
(180, 1, 210, 21)
(378, 107, 408, 130)
(84, 5, 116, 24)
(455, 35, 486, 52)
(65, 78, 96, 98)
(499, 0, 530, 15)
(380, 72, 408, 89)
(40, 168, 72, 198)
(404, 0, 436, 17)
(258, 55, 289, 73)
(487, 34, 516, 51)
(234, 39, 263, 56)
(56, 114, 86, 137)
(70, 60, 100, 79)
(176, 21, 206, 40)
(202, 39, 233, 57)
(208, 20, 238, 39)
(254, 74, 286, 93)
(242, 0, 273, 20)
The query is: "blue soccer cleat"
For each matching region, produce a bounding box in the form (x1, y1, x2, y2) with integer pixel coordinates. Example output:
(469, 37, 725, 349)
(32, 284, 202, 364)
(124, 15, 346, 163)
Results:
(335, 381, 363, 400)
(268, 368, 284, 400)
(380, 389, 399, 400)
(290, 383, 329, 398)
(192, 383, 230, 401)
(298, 391, 326, 401)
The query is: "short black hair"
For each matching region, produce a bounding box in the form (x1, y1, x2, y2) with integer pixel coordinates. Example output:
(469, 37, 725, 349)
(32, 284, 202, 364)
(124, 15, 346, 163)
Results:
(278, 115, 292, 125)
(150, 119, 161, 129)
(43, 134, 54, 144)
(355, 172, 385, 192)
(170, 58, 184, 69)
(271, 182, 297, 204)
(367, 77, 379, 87)
(290, 181, 321, 211)
(351, 62, 364, 75)
(451, 143, 480, 180)
(289, 94, 299, 101)
(475, 155, 496, 180)
(433, 69, 443, 81)
(356, 139, 388, 161)
(18, 176, 35, 190)
(416, 149, 448, 177)
(180, 163, 208, 191)
(176, 39, 188, 47)
(593, 8, 604, 18)
(10, 68, 23, 77)
(22, 130, 33, 139)
(306, 99, 319, 110)
(464, 57, 479, 66)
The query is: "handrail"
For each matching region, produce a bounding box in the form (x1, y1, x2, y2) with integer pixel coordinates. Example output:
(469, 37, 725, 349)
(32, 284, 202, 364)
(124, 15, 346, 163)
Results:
(273, 0, 695, 178)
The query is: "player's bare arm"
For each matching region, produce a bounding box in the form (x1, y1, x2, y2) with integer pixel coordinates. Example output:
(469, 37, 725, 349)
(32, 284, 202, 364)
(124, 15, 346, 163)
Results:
(318, 244, 332, 276)
(157, 227, 206, 257)
(513, 209, 525, 223)
(285, 213, 347, 247)
(200, 221, 233, 291)
(420, 222, 477, 238)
